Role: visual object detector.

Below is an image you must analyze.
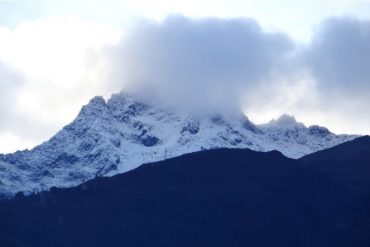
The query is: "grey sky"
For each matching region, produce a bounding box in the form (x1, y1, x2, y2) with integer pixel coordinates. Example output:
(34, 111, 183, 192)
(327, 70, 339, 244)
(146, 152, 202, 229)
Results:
(308, 17, 370, 95)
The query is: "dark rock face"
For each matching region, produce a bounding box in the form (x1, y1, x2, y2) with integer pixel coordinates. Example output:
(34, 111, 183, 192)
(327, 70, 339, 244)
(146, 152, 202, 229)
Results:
(308, 125, 331, 137)
(125, 102, 149, 116)
(1, 137, 370, 247)
(242, 119, 263, 134)
(181, 120, 200, 134)
(140, 135, 160, 147)
(50, 153, 79, 168)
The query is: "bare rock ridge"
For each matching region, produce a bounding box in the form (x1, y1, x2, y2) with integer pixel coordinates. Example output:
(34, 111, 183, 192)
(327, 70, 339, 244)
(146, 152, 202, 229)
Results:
(0, 92, 358, 195)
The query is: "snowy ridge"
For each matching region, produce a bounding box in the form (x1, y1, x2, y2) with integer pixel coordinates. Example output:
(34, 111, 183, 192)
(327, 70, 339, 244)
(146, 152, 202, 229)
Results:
(0, 92, 358, 196)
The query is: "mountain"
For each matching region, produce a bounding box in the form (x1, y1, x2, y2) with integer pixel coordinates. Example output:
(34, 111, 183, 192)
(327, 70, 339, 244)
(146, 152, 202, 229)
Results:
(301, 135, 370, 164)
(1, 137, 369, 247)
(0, 92, 357, 196)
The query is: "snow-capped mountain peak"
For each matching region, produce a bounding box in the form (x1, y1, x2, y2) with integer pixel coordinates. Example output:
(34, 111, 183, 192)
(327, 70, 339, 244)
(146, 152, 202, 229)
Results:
(0, 92, 358, 196)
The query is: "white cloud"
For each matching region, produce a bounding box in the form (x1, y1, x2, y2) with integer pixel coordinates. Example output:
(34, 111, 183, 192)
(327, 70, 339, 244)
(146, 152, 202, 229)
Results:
(0, 131, 37, 154)
(0, 16, 121, 153)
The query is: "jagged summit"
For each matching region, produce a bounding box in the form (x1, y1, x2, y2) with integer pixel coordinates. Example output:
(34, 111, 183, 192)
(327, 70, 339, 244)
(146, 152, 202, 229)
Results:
(274, 114, 299, 125)
(90, 95, 106, 105)
(77, 95, 107, 118)
(0, 91, 358, 196)
(263, 114, 305, 129)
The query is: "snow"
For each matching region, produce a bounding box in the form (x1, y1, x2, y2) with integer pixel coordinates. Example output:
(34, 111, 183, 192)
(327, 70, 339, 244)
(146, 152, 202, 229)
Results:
(0, 92, 358, 196)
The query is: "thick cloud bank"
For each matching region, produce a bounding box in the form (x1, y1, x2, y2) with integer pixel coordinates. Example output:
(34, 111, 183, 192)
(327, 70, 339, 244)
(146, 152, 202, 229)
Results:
(107, 16, 294, 112)
(308, 17, 370, 96)
(303, 17, 370, 133)
(104, 15, 369, 131)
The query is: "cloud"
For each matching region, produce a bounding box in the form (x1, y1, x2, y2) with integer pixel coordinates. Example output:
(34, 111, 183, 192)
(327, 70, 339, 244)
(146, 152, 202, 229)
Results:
(307, 17, 370, 97)
(302, 17, 370, 134)
(106, 15, 294, 112)
(0, 63, 59, 152)
(102, 15, 369, 134)
(0, 63, 42, 153)
(0, 63, 22, 118)
(0, 63, 23, 125)
(0, 16, 121, 153)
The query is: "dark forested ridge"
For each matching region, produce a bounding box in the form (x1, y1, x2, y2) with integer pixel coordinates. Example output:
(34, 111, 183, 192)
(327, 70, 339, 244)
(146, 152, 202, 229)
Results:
(1, 136, 370, 247)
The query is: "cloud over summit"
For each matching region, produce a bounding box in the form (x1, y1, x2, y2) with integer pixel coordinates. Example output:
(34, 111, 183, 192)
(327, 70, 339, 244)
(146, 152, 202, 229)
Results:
(102, 15, 370, 133)
(107, 15, 294, 112)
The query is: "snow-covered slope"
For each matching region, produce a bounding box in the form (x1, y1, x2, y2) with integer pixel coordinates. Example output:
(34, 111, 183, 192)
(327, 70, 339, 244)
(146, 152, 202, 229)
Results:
(0, 92, 357, 196)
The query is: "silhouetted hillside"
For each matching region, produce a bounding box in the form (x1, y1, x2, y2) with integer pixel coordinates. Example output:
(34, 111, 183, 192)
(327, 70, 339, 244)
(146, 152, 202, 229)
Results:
(301, 135, 370, 163)
(1, 137, 370, 247)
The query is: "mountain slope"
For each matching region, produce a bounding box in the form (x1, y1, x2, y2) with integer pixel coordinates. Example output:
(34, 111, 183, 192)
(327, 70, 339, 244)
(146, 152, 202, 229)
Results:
(299, 135, 370, 204)
(0, 92, 357, 195)
(301, 135, 370, 163)
(1, 137, 370, 247)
